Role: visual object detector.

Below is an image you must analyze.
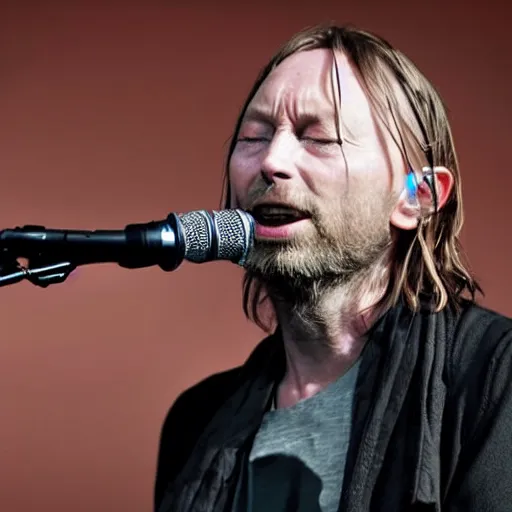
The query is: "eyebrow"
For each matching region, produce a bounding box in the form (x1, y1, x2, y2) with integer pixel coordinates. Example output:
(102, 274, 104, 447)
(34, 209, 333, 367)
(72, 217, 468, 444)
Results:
(242, 107, 336, 132)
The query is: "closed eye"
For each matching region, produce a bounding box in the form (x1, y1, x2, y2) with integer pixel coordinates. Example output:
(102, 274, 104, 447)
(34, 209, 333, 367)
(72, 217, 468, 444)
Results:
(302, 137, 340, 145)
(301, 137, 342, 154)
(237, 136, 269, 143)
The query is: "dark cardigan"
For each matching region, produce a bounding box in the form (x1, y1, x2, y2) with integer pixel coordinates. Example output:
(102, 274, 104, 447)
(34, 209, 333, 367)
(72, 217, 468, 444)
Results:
(155, 300, 512, 512)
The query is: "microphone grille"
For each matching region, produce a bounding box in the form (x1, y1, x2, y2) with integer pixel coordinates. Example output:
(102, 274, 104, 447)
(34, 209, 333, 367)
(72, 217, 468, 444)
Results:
(178, 209, 254, 266)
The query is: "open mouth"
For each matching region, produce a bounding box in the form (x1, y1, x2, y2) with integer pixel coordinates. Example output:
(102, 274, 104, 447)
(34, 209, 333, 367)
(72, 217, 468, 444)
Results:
(250, 205, 310, 227)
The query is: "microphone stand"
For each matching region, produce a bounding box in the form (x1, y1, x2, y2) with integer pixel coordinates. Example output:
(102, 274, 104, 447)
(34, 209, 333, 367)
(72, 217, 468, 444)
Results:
(0, 250, 76, 288)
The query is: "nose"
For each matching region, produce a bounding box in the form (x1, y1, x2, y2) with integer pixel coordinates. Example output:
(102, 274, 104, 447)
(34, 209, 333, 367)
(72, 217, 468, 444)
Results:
(260, 130, 297, 183)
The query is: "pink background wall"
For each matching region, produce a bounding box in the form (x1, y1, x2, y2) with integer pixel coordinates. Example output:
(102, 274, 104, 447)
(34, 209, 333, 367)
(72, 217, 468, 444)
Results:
(0, 2, 510, 511)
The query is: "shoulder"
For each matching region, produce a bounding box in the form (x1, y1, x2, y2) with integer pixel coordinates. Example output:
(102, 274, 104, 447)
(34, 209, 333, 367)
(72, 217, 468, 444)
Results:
(162, 331, 278, 426)
(154, 333, 278, 508)
(157, 366, 243, 455)
(157, 331, 277, 443)
(452, 300, 512, 345)
(169, 366, 243, 417)
(440, 303, 512, 506)
(445, 300, 512, 417)
(154, 366, 242, 508)
(447, 301, 512, 383)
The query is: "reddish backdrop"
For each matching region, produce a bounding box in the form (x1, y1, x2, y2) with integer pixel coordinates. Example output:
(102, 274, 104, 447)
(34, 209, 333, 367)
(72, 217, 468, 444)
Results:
(0, 2, 510, 511)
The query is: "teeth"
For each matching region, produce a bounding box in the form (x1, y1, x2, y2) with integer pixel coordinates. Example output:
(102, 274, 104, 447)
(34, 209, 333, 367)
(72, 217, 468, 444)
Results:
(262, 215, 293, 220)
(257, 206, 302, 217)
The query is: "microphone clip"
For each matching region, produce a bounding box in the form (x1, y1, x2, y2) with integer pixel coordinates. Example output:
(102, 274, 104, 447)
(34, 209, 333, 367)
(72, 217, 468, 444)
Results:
(0, 248, 76, 288)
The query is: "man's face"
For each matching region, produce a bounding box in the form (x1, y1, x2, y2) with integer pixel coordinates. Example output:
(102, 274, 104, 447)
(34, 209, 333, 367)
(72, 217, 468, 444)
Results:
(229, 48, 405, 287)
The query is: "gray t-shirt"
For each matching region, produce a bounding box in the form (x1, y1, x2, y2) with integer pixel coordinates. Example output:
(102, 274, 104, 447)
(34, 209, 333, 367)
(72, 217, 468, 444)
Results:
(233, 360, 360, 512)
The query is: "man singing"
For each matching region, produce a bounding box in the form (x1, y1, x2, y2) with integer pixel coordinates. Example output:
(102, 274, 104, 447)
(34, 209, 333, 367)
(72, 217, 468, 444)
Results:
(154, 24, 512, 512)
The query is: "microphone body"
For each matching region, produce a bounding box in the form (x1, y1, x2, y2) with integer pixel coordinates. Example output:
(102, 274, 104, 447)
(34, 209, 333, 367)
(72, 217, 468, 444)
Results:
(0, 209, 254, 272)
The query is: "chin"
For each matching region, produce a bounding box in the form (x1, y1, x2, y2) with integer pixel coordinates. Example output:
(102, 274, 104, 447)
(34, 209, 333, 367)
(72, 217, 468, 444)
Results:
(245, 241, 325, 280)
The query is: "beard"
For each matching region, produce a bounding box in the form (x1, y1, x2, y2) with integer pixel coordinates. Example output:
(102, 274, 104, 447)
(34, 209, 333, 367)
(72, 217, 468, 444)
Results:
(243, 191, 395, 306)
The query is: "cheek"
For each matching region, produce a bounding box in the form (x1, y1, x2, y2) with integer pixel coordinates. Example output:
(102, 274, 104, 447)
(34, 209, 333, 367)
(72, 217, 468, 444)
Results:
(345, 142, 399, 194)
(296, 152, 346, 198)
(228, 150, 262, 207)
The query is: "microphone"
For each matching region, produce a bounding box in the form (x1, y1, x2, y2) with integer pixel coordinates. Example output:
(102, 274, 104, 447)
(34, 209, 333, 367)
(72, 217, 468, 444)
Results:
(0, 209, 255, 272)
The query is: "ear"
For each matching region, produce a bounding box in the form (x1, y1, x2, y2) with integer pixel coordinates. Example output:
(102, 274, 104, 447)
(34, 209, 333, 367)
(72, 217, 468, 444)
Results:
(390, 166, 454, 230)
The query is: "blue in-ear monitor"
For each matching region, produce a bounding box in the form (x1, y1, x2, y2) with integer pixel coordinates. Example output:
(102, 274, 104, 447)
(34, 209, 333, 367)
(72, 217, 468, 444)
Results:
(405, 171, 419, 205)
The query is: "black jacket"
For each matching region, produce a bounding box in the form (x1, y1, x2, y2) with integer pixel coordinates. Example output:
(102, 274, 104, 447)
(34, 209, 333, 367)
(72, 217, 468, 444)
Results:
(155, 300, 512, 511)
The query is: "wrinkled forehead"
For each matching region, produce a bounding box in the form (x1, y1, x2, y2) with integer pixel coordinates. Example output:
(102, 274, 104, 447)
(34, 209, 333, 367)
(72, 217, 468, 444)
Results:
(244, 48, 374, 123)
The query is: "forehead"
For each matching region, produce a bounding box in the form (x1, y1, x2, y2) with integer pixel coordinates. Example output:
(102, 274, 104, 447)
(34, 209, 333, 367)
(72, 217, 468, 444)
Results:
(245, 48, 373, 123)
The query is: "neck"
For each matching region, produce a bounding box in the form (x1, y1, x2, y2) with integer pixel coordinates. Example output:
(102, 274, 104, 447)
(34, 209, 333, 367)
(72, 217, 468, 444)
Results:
(268, 260, 390, 408)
